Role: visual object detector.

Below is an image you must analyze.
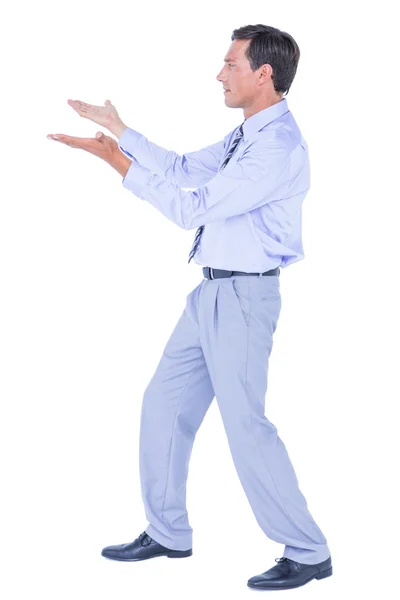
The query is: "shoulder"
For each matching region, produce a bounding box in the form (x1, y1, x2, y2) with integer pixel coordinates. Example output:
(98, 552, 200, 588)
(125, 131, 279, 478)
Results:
(239, 129, 292, 163)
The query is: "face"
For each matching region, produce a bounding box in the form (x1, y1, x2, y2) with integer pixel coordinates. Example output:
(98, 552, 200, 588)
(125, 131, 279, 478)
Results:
(216, 39, 277, 113)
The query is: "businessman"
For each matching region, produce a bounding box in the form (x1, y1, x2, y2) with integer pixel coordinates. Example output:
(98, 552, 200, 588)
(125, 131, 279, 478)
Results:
(47, 24, 332, 591)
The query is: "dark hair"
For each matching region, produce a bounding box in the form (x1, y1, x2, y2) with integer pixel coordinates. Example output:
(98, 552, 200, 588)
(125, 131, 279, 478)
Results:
(231, 24, 300, 96)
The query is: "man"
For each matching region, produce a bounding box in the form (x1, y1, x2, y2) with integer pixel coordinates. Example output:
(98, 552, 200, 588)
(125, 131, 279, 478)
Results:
(47, 24, 332, 591)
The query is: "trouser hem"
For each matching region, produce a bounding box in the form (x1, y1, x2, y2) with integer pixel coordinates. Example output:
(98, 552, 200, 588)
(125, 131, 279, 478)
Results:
(145, 524, 192, 551)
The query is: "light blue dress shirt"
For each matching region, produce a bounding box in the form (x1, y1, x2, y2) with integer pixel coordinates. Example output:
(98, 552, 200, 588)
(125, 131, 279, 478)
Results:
(118, 97, 310, 272)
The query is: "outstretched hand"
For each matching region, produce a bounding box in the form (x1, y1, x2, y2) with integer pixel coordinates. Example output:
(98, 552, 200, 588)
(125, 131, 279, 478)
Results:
(46, 131, 131, 177)
(67, 99, 123, 132)
(47, 130, 118, 161)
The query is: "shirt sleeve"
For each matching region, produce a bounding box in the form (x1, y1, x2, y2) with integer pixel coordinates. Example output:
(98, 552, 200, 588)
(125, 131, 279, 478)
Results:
(118, 126, 228, 188)
(121, 136, 294, 230)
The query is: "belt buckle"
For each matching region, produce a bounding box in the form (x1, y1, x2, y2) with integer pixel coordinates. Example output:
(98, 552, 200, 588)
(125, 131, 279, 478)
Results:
(209, 267, 214, 280)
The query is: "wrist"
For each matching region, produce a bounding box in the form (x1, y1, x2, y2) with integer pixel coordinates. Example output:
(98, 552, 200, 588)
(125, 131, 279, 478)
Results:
(110, 119, 128, 139)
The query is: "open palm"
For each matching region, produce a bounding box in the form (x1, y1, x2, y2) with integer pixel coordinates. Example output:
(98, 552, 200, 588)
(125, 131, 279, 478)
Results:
(68, 99, 121, 129)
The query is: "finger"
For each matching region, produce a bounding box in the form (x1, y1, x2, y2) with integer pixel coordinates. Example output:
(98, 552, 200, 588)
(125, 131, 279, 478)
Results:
(71, 99, 92, 109)
(47, 134, 90, 148)
(67, 99, 90, 115)
(47, 134, 69, 142)
(47, 134, 73, 146)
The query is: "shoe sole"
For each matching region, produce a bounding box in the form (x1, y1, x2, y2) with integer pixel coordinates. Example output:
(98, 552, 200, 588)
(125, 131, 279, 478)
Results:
(101, 548, 193, 561)
(247, 566, 333, 590)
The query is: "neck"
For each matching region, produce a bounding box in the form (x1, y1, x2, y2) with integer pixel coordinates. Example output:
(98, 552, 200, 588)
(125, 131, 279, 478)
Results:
(243, 94, 284, 120)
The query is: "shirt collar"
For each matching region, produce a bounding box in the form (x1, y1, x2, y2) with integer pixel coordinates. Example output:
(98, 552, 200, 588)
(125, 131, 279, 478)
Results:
(240, 97, 289, 143)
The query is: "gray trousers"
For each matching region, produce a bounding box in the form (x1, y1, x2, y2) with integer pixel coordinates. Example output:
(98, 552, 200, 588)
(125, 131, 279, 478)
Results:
(139, 273, 330, 565)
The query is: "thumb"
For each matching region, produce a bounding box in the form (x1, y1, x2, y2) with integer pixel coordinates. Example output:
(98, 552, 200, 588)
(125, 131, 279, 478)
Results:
(96, 131, 104, 140)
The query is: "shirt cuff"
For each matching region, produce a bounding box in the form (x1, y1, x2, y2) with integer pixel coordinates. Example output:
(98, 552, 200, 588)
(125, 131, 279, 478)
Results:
(118, 127, 142, 159)
(122, 160, 154, 198)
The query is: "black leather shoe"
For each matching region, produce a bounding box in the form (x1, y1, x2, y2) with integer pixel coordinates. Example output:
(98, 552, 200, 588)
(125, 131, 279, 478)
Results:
(101, 531, 192, 562)
(247, 555, 332, 590)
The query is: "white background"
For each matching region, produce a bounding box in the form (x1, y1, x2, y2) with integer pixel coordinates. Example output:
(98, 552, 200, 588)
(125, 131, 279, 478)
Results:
(1, 1, 399, 598)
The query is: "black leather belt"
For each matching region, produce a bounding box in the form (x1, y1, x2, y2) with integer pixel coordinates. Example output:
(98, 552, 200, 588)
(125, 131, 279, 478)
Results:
(202, 267, 280, 280)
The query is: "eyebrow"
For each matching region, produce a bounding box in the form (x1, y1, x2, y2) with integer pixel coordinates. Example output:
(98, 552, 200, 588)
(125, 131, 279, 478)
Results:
(224, 57, 237, 62)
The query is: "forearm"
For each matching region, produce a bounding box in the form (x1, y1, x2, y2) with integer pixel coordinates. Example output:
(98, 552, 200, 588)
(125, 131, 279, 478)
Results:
(109, 150, 132, 178)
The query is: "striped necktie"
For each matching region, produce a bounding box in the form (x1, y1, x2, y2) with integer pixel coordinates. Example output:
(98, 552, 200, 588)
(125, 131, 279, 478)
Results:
(187, 123, 244, 264)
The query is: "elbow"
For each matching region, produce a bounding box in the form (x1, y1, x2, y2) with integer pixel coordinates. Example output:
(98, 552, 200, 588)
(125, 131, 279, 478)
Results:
(174, 212, 192, 230)
(181, 214, 203, 231)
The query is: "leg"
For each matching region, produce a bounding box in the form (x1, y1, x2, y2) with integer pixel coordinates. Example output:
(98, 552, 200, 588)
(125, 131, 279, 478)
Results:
(140, 279, 214, 551)
(198, 274, 330, 565)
